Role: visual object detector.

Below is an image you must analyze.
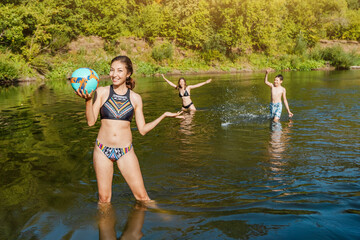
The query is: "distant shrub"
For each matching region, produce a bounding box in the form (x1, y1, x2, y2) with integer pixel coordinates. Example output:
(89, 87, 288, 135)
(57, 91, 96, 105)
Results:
(353, 57, 360, 66)
(151, 43, 173, 62)
(0, 51, 36, 82)
(295, 59, 325, 71)
(30, 55, 52, 75)
(50, 33, 71, 52)
(248, 54, 270, 70)
(0, 60, 19, 81)
(136, 61, 171, 75)
(104, 40, 117, 55)
(46, 62, 73, 81)
(321, 46, 356, 69)
(309, 46, 357, 69)
(200, 49, 224, 63)
(93, 59, 111, 76)
(174, 58, 209, 71)
(293, 33, 308, 55)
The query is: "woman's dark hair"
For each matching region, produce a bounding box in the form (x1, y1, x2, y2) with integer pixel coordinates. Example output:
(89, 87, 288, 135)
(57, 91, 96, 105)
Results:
(176, 77, 187, 89)
(111, 56, 135, 89)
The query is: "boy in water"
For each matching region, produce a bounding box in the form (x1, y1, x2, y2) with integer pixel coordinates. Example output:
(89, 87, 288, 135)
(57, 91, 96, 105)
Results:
(264, 69, 293, 122)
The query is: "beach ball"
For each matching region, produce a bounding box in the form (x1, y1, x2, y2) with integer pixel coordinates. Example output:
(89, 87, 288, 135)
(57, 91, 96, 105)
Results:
(70, 68, 99, 93)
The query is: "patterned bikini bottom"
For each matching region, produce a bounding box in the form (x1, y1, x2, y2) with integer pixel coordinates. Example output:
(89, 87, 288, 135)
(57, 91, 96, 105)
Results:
(96, 139, 132, 162)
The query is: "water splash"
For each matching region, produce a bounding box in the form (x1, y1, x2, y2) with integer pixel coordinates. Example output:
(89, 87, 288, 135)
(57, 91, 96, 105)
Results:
(217, 87, 270, 126)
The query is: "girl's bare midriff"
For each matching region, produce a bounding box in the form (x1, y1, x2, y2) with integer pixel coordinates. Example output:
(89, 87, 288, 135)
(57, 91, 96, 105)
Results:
(181, 96, 192, 106)
(97, 119, 132, 147)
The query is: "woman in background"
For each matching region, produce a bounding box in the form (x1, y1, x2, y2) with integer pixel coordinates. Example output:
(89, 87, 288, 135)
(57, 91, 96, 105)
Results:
(161, 74, 212, 111)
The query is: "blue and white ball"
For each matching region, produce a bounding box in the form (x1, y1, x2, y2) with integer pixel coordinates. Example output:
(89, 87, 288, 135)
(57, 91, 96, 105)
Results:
(70, 68, 99, 93)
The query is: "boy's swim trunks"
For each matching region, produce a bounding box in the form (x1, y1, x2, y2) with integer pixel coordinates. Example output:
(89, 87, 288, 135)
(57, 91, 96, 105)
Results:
(270, 102, 282, 119)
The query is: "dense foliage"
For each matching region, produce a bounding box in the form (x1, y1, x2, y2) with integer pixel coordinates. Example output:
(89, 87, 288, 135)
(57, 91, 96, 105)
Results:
(0, 0, 359, 80)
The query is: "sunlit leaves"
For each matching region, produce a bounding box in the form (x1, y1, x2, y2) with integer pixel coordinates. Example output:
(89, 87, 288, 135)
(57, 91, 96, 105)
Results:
(0, 0, 358, 62)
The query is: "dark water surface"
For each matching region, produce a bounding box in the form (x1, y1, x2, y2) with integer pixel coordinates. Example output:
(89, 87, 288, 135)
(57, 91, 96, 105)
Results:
(1, 71, 359, 239)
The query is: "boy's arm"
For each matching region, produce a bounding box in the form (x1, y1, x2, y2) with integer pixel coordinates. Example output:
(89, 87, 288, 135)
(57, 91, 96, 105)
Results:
(264, 69, 273, 88)
(282, 88, 293, 118)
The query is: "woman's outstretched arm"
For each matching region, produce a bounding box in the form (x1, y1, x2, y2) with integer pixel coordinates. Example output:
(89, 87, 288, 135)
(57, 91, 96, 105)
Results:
(188, 79, 212, 89)
(133, 92, 183, 136)
(161, 74, 177, 88)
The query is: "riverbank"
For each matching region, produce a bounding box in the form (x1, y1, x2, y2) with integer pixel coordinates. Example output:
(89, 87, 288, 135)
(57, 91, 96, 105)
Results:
(1, 36, 360, 85)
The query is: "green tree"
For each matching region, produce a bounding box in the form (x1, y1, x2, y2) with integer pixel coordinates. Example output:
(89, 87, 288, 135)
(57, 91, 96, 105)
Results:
(81, 0, 133, 39)
(208, 0, 250, 56)
(166, 0, 211, 49)
(130, 2, 164, 41)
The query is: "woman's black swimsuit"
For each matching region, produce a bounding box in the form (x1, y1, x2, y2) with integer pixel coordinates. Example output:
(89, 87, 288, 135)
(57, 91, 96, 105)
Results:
(179, 88, 193, 108)
(179, 88, 190, 98)
(100, 85, 134, 121)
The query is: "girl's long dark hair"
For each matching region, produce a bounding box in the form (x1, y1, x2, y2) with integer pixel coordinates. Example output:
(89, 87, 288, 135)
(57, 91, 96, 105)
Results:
(111, 56, 135, 90)
(176, 77, 187, 89)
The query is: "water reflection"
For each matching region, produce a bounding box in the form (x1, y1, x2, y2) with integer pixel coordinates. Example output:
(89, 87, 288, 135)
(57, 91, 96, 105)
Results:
(268, 120, 293, 172)
(179, 111, 195, 136)
(98, 203, 146, 240)
(1, 70, 360, 239)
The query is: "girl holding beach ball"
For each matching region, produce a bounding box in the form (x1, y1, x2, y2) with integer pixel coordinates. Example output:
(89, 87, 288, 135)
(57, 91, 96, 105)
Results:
(75, 56, 183, 204)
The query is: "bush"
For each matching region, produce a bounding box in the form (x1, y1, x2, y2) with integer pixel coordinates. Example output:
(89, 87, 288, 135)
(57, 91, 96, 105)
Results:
(93, 59, 111, 76)
(0, 60, 19, 81)
(136, 61, 171, 75)
(0, 51, 36, 82)
(293, 33, 308, 55)
(295, 59, 325, 71)
(30, 55, 52, 75)
(248, 54, 271, 70)
(45, 62, 74, 82)
(309, 46, 358, 69)
(200, 49, 224, 63)
(151, 43, 173, 62)
(322, 46, 356, 69)
(50, 32, 71, 52)
(171, 58, 209, 72)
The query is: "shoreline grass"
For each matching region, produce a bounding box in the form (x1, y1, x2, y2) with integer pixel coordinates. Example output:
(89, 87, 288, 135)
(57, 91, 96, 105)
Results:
(1, 38, 359, 84)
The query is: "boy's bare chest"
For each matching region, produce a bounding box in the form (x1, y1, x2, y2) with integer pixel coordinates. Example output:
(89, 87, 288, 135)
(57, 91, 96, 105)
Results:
(272, 87, 283, 95)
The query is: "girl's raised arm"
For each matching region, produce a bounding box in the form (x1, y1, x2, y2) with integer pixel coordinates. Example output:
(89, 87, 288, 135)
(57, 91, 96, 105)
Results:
(161, 74, 177, 88)
(76, 87, 104, 126)
(188, 79, 212, 89)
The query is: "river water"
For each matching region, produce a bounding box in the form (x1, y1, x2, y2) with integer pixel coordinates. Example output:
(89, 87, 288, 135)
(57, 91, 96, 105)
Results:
(0, 70, 359, 239)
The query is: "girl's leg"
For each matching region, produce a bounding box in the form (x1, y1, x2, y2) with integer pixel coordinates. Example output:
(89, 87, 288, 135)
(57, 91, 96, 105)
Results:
(189, 104, 196, 111)
(116, 148, 150, 201)
(93, 146, 114, 203)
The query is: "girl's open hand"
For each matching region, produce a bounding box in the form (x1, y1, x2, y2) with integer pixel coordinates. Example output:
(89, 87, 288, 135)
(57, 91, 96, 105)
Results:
(164, 111, 184, 119)
(206, 79, 212, 84)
